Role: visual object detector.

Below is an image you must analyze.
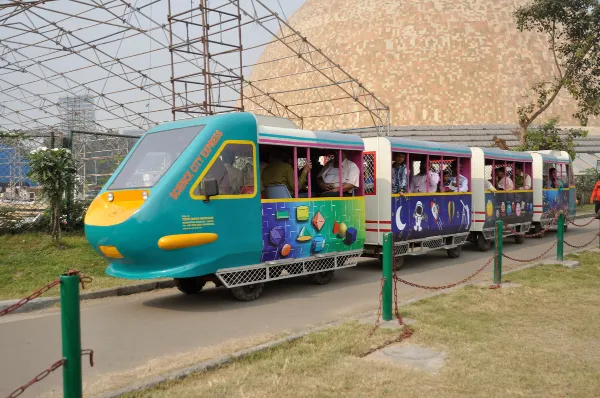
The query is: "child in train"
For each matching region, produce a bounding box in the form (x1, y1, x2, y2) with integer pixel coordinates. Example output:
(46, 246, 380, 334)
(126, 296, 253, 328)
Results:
(442, 170, 468, 192)
(392, 152, 408, 194)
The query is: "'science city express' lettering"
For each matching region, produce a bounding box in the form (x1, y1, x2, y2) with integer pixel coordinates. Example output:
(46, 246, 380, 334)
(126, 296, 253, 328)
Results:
(170, 130, 223, 200)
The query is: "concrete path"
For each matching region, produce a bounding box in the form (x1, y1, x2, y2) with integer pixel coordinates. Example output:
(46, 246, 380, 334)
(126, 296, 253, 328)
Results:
(1, 221, 598, 397)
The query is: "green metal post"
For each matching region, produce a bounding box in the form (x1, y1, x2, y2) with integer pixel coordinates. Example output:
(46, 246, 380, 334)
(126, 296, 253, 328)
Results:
(382, 232, 393, 321)
(61, 274, 82, 398)
(557, 212, 564, 261)
(494, 221, 503, 285)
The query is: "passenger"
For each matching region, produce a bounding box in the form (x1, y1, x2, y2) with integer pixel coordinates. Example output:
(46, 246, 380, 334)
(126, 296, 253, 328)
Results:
(547, 167, 563, 188)
(515, 164, 531, 190)
(261, 148, 311, 196)
(391, 152, 408, 194)
(409, 161, 439, 193)
(221, 148, 249, 195)
(317, 150, 360, 196)
(485, 179, 497, 192)
(495, 167, 514, 191)
(442, 170, 468, 192)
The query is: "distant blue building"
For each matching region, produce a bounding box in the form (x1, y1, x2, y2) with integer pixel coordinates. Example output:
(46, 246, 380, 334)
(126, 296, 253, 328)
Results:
(0, 144, 36, 189)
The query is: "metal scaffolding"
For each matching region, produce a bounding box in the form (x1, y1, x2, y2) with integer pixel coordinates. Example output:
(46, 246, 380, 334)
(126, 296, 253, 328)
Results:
(0, 0, 389, 134)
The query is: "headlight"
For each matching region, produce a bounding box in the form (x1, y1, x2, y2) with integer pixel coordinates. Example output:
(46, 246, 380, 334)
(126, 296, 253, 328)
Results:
(107, 192, 114, 202)
(142, 191, 149, 200)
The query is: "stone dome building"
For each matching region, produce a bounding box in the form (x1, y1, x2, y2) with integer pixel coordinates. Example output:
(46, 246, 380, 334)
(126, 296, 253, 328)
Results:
(247, 0, 599, 130)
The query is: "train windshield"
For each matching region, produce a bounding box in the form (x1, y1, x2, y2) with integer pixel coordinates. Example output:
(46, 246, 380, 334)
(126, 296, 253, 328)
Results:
(109, 125, 205, 190)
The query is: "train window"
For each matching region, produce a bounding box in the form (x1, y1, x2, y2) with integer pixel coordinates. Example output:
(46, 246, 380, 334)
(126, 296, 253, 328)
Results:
(408, 155, 438, 193)
(109, 125, 204, 190)
(364, 152, 376, 195)
(391, 151, 407, 194)
(544, 163, 564, 188)
(193, 142, 255, 197)
(441, 157, 469, 192)
(515, 162, 532, 190)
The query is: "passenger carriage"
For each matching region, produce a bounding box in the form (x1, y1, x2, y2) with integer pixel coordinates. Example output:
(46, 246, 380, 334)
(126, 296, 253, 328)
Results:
(529, 150, 575, 236)
(469, 148, 535, 250)
(84, 112, 366, 301)
(361, 136, 473, 266)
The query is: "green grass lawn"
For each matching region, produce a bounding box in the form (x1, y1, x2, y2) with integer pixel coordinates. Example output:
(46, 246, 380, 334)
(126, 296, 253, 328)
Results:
(577, 203, 596, 215)
(0, 233, 146, 300)
(126, 251, 600, 398)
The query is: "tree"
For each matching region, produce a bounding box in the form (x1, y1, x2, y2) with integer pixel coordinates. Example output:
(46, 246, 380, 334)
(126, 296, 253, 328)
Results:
(516, 117, 587, 159)
(576, 167, 600, 204)
(27, 147, 76, 242)
(515, 0, 600, 144)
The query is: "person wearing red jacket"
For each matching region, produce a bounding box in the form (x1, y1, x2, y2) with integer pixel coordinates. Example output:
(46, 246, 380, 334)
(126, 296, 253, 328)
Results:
(590, 179, 600, 217)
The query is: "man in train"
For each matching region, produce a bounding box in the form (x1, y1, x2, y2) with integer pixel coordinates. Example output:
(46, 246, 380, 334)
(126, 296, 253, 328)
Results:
(495, 167, 514, 191)
(261, 147, 311, 197)
(442, 170, 468, 192)
(515, 164, 532, 190)
(392, 152, 408, 194)
(317, 150, 360, 196)
(409, 160, 439, 193)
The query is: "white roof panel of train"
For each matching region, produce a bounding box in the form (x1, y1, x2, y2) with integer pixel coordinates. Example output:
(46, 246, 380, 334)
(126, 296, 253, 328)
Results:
(387, 137, 471, 157)
(529, 150, 570, 163)
(483, 148, 533, 161)
(258, 125, 365, 151)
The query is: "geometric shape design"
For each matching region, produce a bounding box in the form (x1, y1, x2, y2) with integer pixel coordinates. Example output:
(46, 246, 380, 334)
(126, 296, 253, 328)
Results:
(312, 211, 325, 231)
(312, 235, 325, 252)
(269, 226, 285, 246)
(344, 227, 357, 245)
(296, 206, 309, 221)
(297, 226, 312, 242)
(332, 220, 340, 235)
(337, 222, 348, 238)
(276, 209, 290, 219)
(281, 243, 292, 257)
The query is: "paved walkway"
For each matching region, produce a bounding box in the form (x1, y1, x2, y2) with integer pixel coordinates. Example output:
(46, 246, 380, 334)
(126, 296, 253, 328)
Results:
(0, 220, 598, 397)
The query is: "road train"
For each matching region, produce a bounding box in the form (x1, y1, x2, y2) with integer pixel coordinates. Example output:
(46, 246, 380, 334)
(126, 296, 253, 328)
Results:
(84, 112, 575, 301)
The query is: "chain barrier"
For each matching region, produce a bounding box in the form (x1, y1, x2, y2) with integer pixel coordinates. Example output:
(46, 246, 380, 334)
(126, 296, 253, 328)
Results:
(0, 270, 91, 317)
(564, 232, 600, 249)
(394, 255, 495, 290)
(502, 240, 559, 263)
(565, 210, 600, 228)
(364, 235, 414, 357)
(369, 277, 385, 336)
(7, 350, 95, 398)
(2, 270, 94, 398)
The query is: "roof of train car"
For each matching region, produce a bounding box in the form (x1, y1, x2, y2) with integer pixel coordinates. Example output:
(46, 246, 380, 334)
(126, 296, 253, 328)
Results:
(257, 125, 364, 151)
(530, 150, 571, 163)
(482, 147, 533, 161)
(385, 136, 471, 156)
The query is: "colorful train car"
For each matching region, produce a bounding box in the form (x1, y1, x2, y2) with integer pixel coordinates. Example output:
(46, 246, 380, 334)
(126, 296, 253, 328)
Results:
(469, 148, 534, 250)
(362, 136, 472, 265)
(530, 150, 575, 235)
(84, 112, 365, 301)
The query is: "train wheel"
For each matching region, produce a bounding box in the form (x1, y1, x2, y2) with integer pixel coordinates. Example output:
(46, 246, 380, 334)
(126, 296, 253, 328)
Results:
(308, 271, 335, 285)
(514, 234, 525, 244)
(533, 223, 545, 239)
(230, 283, 264, 301)
(447, 246, 462, 259)
(174, 277, 206, 294)
(476, 233, 492, 252)
(378, 254, 405, 269)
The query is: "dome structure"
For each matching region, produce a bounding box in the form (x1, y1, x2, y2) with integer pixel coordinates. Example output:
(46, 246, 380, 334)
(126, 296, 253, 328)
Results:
(247, 0, 599, 130)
